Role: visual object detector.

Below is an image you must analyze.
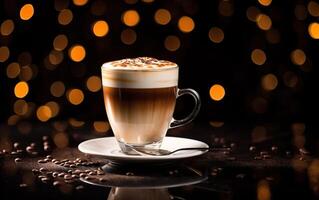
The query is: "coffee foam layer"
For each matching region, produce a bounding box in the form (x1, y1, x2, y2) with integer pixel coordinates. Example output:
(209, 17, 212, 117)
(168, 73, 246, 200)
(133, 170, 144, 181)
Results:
(101, 57, 178, 88)
(102, 57, 177, 70)
(102, 67, 178, 88)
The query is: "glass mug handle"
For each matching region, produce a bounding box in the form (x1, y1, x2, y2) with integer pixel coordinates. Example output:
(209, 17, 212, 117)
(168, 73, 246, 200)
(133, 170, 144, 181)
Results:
(169, 88, 201, 129)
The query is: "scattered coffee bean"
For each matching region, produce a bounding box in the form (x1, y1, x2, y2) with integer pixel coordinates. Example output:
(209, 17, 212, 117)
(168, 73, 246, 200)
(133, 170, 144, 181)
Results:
(73, 170, 81, 174)
(67, 169, 73, 174)
(64, 164, 70, 168)
(126, 172, 134, 176)
(76, 185, 84, 190)
(271, 146, 278, 152)
(2, 149, 8, 154)
(32, 169, 39, 174)
(15, 158, 22, 163)
(46, 155, 52, 159)
(42, 135, 49, 141)
(26, 146, 34, 152)
(19, 183, 28, 188)
(52, 172, 59, 178)
(38, 160, 47, 164)
(72, 174, 79, 178)
(88, 171, 96, 175)
(17, 149, 23, 153)
(70, 164, 76, 168)
(30, 143, 36, 148)
(249, 146, 256, 152)
(52, 159, 57, 162)
(99, 178, 106, 182)
(64, 174, 72, 180)
(11, 151, 18, 155)
(53, 181, 62, 187)
(44, 146, 51, 151)
(53, 160, 61, 165)
(75, 163, 81, 166)
(299, 148, 310, 155)
(41, 177, 50, 183)
(46, 171, 53, 176)
(80, 173, 86, 178)
(39, 168, 47, 172)
(97, 170, 105, 175)
(31, 151, 39, 156)
(38, 175, 47, 179)
(84, 176, 94, 180)
(61, 159, 69, 162)
(13, 142, 20, 149)
(58, 173, 65, 177)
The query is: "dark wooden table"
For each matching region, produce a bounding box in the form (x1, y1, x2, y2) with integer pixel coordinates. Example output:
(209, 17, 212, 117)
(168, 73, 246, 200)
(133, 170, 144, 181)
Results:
(0, 122, 317, 199)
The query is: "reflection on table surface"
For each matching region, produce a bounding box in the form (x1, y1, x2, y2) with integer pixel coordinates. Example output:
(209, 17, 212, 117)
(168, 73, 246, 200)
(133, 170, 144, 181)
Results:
(1, 122, 319, 199)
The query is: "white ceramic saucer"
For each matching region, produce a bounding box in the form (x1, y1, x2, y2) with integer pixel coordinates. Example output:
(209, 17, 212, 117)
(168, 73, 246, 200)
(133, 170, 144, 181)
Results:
(78, 137, 209, 163)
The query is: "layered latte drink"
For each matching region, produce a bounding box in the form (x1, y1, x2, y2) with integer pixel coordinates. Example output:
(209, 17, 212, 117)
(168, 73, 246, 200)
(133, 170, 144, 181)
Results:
(102, 57, 200, 154)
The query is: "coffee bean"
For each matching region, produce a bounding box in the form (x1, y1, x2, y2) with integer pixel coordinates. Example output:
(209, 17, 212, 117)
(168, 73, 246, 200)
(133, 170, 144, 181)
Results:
(97, 171, 105, 175)
(11, 151, 18, 155)
(2, 149, 8, 154)
(88, 171, 96, 175)
(46, 155, 52, 159)
(75, 163, 81, 166)
(30, 143, 36, 148)
(84, 176, 94, 180)
(38, 175, 47, 179)
(249, 146, 256, 152)
(65, 161, 73, 165)
(76, 185, 84, 190)
(80, 173, 86, 178)
(99, 178, 106, 182)
(44, 158, 51, 162)
(85, 170, 91, 173)
(76, 158, 82, 162)
(61, 159, 69, 162)
(42, 135, 49, 141)
(64, 175, 72, 180)
(271, 146, 278, 152)
(41, 177, 50, 183)
(17, 149, 23, 153)
(46, 171, 53, 176)
(39, 168, 47, 172)
(53, 160, 62, 165)
(32, 169, 39, 174)
(72, 174, 79, 178)
(44, 146, 51, 151)
(299, 148, 310, 155)
(38, 160, 47, 164)
(58, 173, 65, 177)
(63, 164, 70, 168)
(67, 169, 73, 174)
(52, 159, 57, 162)
(26, 146, 34, 152)
(53, 181, 62, 187)
(52, 172, 59, 178)
(19, 183, 28, 188)
(15, 158, 22, 163)
(73, 170, 82, 174)
(70, 164, 76, 168)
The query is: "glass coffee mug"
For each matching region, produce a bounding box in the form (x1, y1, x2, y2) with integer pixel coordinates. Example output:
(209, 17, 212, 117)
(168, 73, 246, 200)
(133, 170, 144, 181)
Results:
(101, 57, 200, 154)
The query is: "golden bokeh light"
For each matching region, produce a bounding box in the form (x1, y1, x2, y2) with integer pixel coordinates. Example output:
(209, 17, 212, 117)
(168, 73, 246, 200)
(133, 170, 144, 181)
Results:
(164, 35, 181, 51)
(258, 0, 272, 6)
(261, 74, 278, 91)
(142, 0, 154, 3)
(69, 45, 86, 62)
(209, 84, 225, 101)
(6, 62, 20, 78)
(49, 50, 64, 65)
(73, 0, 88, 6)
(92, 20, 109, 37)
(69, 118, 85, 127)
(122, 10, 140, 27)
(256, 14, 272, 30)
(86, 76, 102, 92)
(308, 22, 319, 39)
(93, 121, 110, 133)
(36, 105, 52, 122)
(218, 1, 234, 17)
(251, 49, 266, 66)
(308, 1, 319, 17)
(46, 101, 60, 117)
(50, 81, 66, 97)
(0, 46, 10, 62)
(58, 9, 73, 25)
(19, 65, 33, 81)
(154, 9, 171, 25)
(266, 29, 280, 44)
(121, 29, 137, 45)
(14, 100, 28, 116)
(0, 19, 14, 36)
(291, 49, 306, 66)
(14, 81, 29, 98)
(53, 132, 69, 148)
(209, 121, 224, 128)
(53, 34, 68, 51)
(67, 89, 84, 105)
(246, 6, 260, 22)
(208, 27, 224, 43)
(178, 16, 195, 33)
(20, 4, 34, 21)
(257, 180, 271, 200)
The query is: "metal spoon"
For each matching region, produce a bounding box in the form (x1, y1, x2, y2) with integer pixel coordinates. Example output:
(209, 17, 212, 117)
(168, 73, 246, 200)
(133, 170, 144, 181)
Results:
(129, 146, 230, 156)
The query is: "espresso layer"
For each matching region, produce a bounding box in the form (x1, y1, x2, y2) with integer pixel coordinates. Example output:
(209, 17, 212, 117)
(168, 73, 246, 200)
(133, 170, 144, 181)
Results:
(103, 86, 177, 145)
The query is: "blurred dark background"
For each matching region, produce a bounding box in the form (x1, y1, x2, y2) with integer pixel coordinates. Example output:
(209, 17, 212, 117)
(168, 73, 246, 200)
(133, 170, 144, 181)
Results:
(1, 0, 317, 128)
